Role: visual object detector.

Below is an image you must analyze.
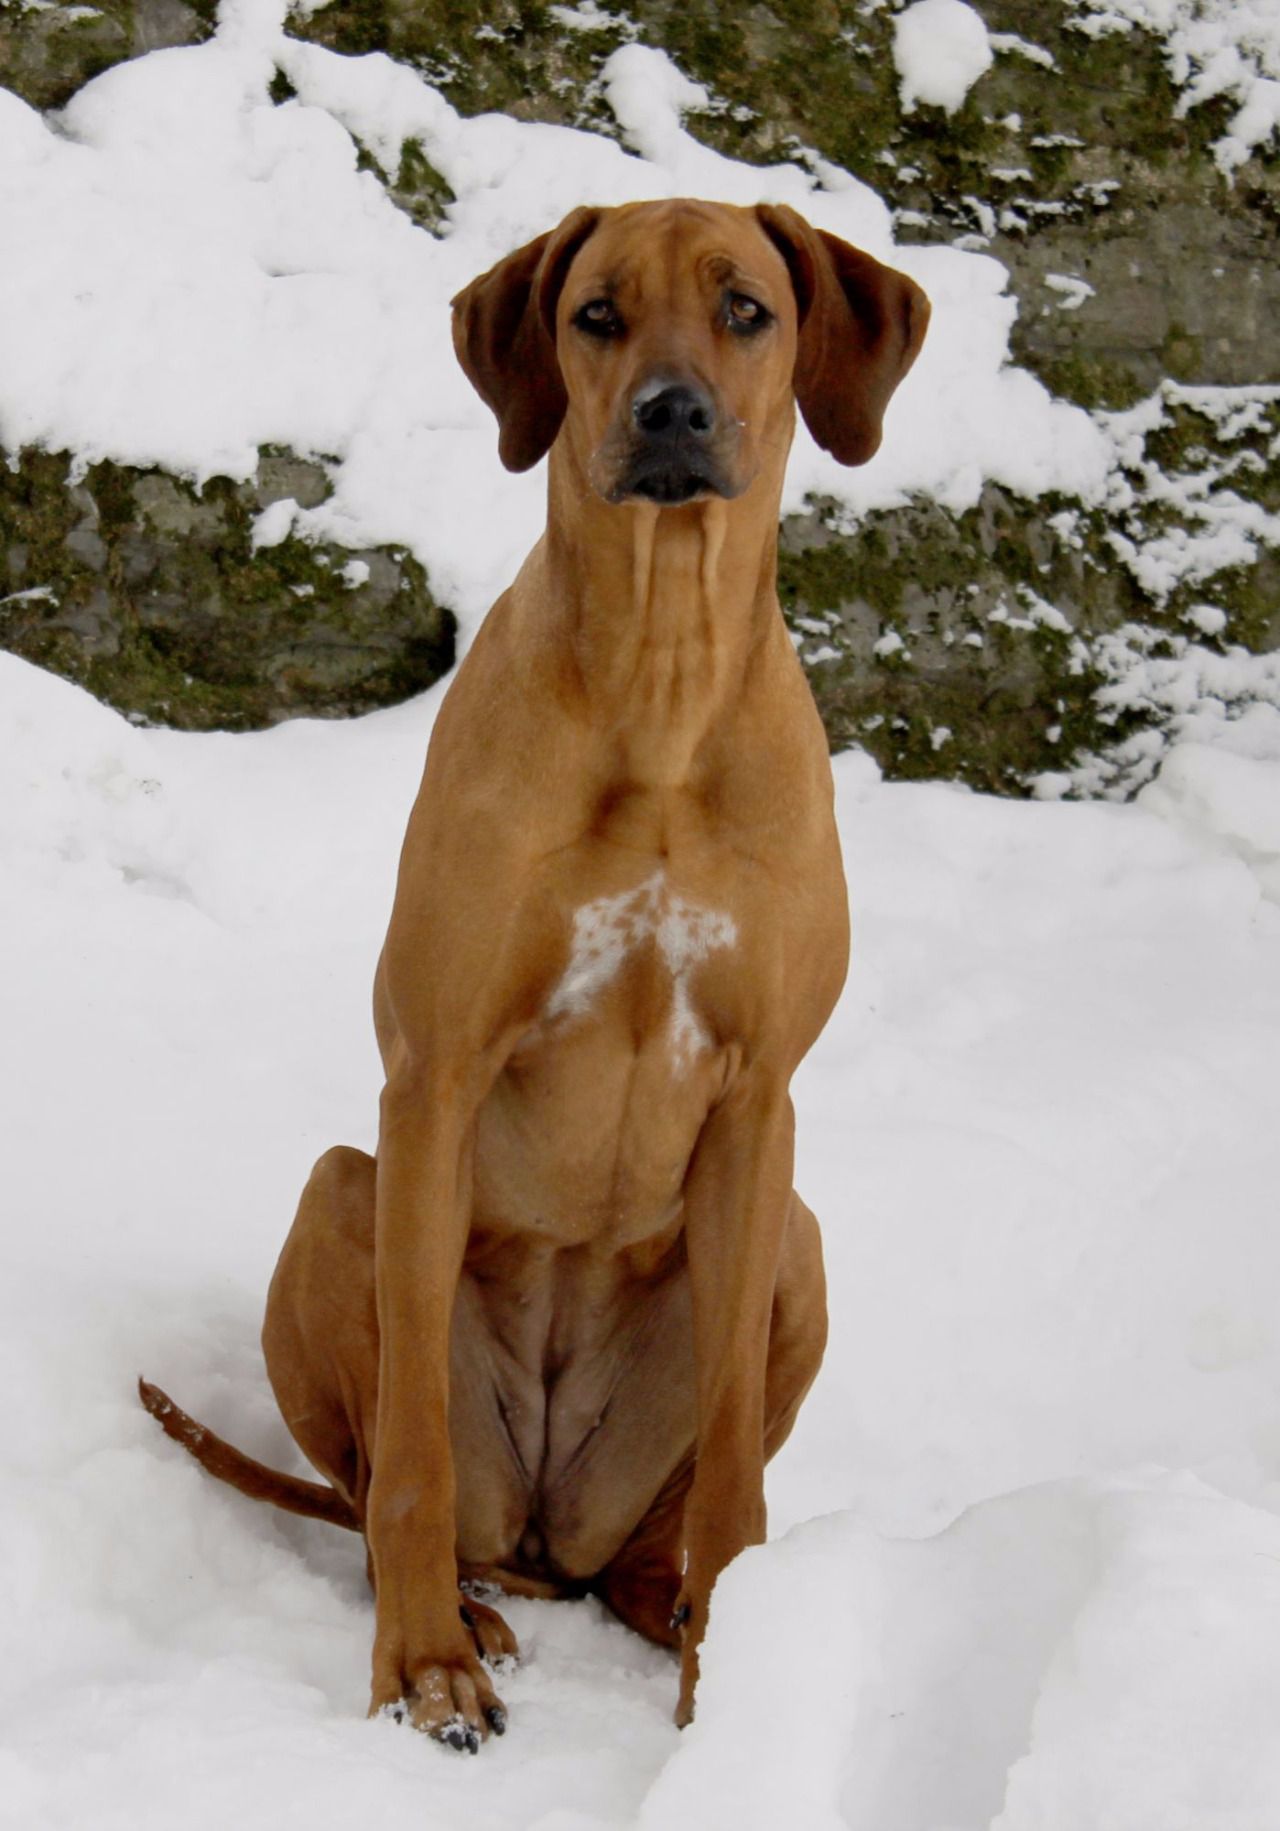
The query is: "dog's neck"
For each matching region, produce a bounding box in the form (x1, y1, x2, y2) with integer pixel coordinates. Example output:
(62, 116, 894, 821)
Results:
(538, 447, 786, 787)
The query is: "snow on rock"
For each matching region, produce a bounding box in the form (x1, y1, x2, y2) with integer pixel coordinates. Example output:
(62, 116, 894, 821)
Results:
(892, 0, 995, 115)
(1037, 627, 1280, 801)
(1098, 384, 1280, 608)
(0, 0, 1110, 643)
(1072, 0, 1280, 171)
(4, 651, 1280, 1825)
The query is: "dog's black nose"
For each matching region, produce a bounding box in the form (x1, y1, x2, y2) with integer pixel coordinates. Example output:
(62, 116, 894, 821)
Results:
(632, 381, 715, 442)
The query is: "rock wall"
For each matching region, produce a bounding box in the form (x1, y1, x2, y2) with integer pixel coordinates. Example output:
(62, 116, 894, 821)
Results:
(1, 0, 1276, 787)
(1, 449, 450, 728)
(0, 0, 213, 109)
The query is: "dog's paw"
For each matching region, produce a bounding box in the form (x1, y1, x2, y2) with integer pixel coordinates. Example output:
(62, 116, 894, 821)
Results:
(460, 1595, 520, 1670)
(372, 1654, 507, 1751)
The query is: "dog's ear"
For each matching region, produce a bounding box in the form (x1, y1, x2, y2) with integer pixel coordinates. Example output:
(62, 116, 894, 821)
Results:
(755, 203, 929, 466)
(451, 207, 601, 473)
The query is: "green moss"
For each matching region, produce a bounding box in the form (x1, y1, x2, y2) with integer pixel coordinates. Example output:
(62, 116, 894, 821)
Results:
(1153, 394, 1278, 490)
(1161, 321, 1204, 381)
(794, 625, 1113, 795)
(0, 450, 454, 731)
(392, 136, 456, 232)
(776, 466, 1204, 792)
(1033, 352, 1148, 414)
(1202, 559, 1275, 650)
(0, 0, 217, 110)
(90, 462, 143, 535)
(775, 368, 1280, 793)
(290, 0, 618, 126)
(776, 494, 1084, 790)
(350, 132, 455, 231)
(305, 0, 393, 57)
(1111, 392, 1280, 654)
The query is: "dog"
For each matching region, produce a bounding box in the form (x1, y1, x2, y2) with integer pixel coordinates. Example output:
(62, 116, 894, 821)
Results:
(141, 196, 928, 1750)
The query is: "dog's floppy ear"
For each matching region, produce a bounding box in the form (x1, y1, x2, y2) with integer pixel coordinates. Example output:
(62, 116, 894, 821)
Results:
(451, 207, 601, 473)
(755, 203, 930, 467)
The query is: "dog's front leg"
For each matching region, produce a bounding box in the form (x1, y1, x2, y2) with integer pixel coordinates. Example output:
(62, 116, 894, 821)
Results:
(675, 1075, 797, 1726)
(365, 1059, 503, 1748)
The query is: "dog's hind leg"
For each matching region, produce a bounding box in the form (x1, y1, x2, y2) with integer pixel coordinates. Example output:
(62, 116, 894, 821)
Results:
(264, 1147, 521, 1695)
(263, 1145, 382, 1524)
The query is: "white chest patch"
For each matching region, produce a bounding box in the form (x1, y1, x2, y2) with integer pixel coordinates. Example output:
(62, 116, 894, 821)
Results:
(546, 871, 737, 1067)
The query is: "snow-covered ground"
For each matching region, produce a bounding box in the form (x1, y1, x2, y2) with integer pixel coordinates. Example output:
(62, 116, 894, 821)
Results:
(5, 0, 1280, 1823)
(4, 645, 1280, 1829)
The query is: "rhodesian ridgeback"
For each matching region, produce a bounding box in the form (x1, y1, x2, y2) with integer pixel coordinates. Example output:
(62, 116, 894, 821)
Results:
(141, 197, 928, 1750)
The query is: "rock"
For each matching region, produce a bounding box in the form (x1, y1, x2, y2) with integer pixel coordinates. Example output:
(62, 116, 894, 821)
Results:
(0, 450, 453, 730)
(0, 0, 212, 112)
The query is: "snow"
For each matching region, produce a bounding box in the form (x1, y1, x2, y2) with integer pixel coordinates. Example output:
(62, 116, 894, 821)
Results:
(1043, 271, 1095, 310)
(1035, 623, 1280, 801)
(649, 1477, 1280, 1831)
(1139, 733, 1280, 903)
(989, 32, 1057, 70)
(1097, 384, 1280, 611)
(893, 0, 995, 115)
(1072, 0, 1280, 171)
(549, 2, 629, 35)
(5, 640, 1280, 1826)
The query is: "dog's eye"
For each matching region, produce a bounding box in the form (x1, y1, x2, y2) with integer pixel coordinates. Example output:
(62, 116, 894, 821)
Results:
(726, 293, 770, 334)
(575, 299, 624, 339)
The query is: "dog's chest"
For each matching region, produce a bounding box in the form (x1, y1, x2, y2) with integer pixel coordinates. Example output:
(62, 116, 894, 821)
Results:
(544, 869, 737, 1069)
(474, 865, 739, 1248)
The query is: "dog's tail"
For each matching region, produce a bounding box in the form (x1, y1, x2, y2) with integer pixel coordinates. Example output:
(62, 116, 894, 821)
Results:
(137, 1377, 360, 1532)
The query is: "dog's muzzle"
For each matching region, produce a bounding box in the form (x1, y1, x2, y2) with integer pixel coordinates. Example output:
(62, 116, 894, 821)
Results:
(608, 377, 739, 505)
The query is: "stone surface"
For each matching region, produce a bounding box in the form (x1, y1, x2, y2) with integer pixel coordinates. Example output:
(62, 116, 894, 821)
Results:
(777, 489, 1115, 792)
(0, 0, 213, 111)
(0, 450, 453, 729)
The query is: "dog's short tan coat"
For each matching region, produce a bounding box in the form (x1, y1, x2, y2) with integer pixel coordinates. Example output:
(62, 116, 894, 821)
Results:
(143, 197, 928, 1747)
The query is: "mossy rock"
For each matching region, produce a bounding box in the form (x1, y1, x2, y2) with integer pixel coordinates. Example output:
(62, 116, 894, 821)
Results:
(0, 448, 454, 729)
(780, 381, 1280, 791)
(778, 488, 1116, 791)
(0, 0, 214, 111)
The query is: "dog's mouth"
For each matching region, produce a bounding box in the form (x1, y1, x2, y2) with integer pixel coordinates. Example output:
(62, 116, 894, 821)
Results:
(606, 449, 740, 506)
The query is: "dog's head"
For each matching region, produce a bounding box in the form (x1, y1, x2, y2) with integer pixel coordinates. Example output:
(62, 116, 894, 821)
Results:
(451, 198, 929, 506)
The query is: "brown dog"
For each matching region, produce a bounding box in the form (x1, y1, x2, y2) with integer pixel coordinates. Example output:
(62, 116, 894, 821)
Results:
(141, 198, 928, 1750)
